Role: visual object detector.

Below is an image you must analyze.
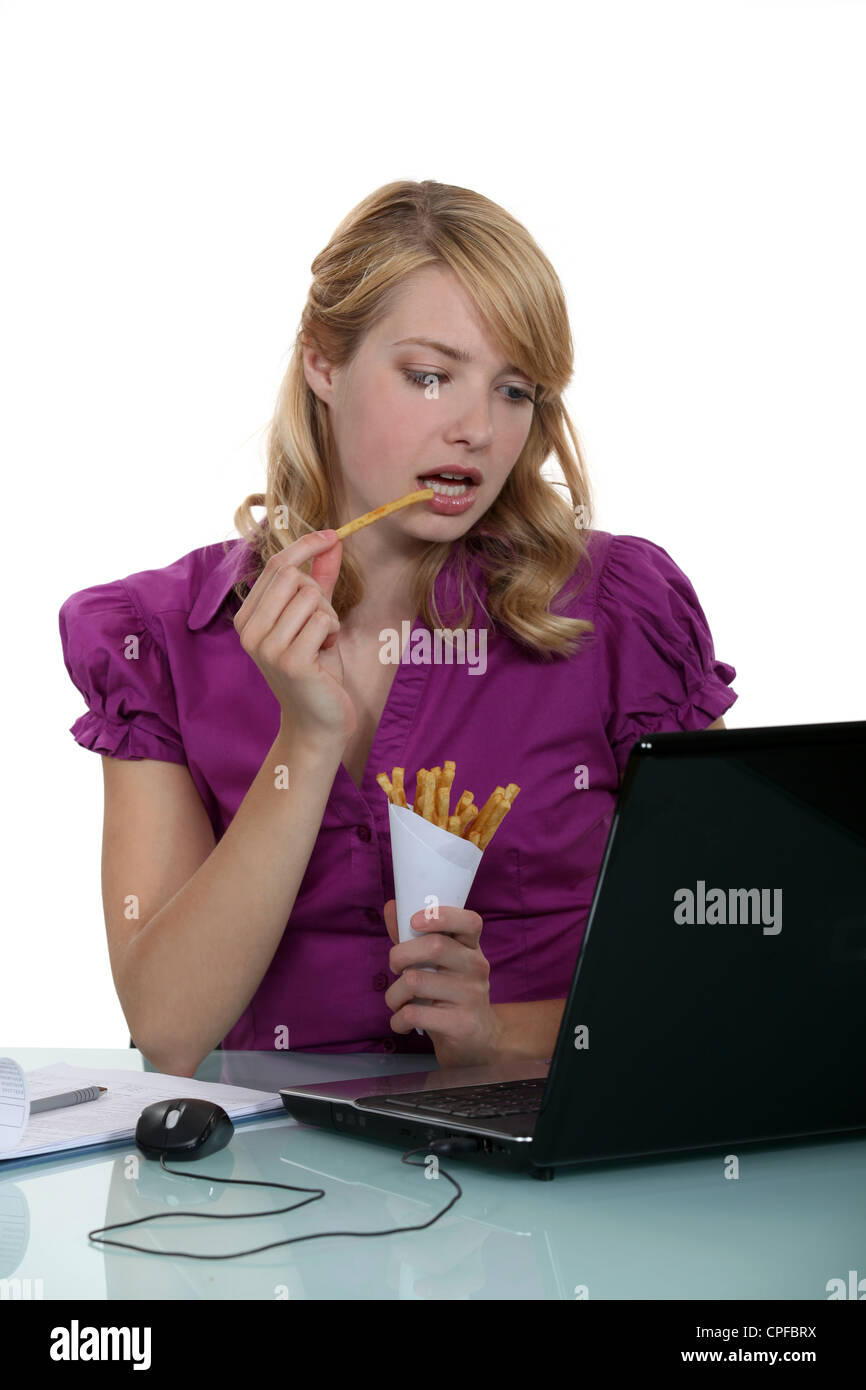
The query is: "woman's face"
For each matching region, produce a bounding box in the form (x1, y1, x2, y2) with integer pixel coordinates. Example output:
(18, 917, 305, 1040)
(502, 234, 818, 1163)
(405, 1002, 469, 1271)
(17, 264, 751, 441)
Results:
(303, 264, 537, 547)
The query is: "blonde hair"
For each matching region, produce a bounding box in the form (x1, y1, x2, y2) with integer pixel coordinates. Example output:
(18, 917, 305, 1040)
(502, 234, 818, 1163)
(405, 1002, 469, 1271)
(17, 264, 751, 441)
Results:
(229, 179, 596, 657)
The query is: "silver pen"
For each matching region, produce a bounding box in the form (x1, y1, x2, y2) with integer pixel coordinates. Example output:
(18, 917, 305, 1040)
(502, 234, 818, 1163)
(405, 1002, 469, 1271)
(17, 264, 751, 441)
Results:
(30, 1086, 108, 1114)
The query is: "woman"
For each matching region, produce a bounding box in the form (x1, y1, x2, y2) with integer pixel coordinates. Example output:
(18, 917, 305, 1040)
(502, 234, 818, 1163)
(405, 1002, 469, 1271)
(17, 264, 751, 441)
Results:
(58, 179, 736, 1076)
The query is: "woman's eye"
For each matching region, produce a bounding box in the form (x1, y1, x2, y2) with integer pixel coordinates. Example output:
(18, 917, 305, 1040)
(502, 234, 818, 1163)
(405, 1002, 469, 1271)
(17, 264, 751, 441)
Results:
(403, 369, 446, 391)
(502, 385, 535, 404)
(401, 369, 534, 405)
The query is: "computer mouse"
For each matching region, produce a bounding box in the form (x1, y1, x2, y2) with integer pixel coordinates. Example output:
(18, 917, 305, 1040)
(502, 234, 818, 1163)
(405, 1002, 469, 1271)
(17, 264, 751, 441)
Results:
(135, 1097, 234, 1161)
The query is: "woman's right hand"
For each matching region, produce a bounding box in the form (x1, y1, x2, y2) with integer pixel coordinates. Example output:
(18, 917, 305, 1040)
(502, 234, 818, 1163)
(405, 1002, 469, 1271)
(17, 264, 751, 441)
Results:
(233, 530, 356, 744)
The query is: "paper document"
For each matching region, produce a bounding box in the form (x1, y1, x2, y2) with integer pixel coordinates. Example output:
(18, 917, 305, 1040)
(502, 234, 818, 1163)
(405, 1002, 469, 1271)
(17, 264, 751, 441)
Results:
(0, 1060, 286, 1162)
(0, 1057, 30, 1152)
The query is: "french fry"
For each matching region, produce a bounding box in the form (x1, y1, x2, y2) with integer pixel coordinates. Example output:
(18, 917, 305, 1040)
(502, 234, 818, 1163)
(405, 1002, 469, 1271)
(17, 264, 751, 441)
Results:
(477, 794, 517, 849)
(421, 767, 438, 822)
(413, 768, 428, 813)
(454, 789, 474, 817)
(434, 764, 452, 828)
(391, 766, 407, 808)
(335, 487, 434, 539)
(457, 802, 478, 834)
(376, 772, 394, 801)
(471, 787, 505, 845)
(478, 785, 520, 849)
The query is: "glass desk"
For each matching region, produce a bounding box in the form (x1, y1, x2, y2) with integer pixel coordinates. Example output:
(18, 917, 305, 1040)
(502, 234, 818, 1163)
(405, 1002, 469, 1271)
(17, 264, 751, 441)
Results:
(1, 1047, 863, 1301)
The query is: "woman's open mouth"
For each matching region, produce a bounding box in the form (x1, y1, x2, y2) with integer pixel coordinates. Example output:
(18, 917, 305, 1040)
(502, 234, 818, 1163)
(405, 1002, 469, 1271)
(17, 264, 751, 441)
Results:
(415, 470, 481, 515)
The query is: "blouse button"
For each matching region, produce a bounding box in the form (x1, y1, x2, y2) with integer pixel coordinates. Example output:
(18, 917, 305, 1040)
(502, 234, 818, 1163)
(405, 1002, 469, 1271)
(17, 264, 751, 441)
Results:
(382, 1038, 397, 1053)
(372, 972, 388, 991)
(356, 825, 372, 842)
(365, 907, 381, 924)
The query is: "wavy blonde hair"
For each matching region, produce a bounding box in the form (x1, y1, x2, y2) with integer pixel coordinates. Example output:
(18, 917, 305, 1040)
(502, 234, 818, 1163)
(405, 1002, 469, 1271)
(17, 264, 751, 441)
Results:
(228, 179, 596, 657)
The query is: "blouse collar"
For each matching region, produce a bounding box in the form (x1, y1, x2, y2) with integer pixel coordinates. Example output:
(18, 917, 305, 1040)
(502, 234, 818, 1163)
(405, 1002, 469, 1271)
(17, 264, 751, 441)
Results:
(187, 537, 491, 632)
(187, 539, 251, 630)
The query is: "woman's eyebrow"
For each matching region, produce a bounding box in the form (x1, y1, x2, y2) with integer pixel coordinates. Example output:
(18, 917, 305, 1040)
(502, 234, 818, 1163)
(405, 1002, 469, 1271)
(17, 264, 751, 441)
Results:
(390, 336, 533, 381)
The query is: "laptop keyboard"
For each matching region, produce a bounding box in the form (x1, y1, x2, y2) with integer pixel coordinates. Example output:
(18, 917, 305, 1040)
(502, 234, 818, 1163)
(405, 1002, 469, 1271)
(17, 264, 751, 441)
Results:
(380, 1077, 547, 1118)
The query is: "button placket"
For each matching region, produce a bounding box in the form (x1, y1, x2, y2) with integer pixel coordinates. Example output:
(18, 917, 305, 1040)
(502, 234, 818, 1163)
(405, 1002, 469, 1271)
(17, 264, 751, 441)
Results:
(358, 614, 431, 809)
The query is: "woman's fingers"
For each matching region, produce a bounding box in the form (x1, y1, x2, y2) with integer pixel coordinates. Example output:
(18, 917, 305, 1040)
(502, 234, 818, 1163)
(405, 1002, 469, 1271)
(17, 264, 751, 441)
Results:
(265, 570, 339, 644)
(238, 566, 338, 654)
(387, 911, 486, 980)
(258, 585, 338, 673)
(234, 531, 340, 638)
(383, 900, 400, 946)
(283, 605, 340, 673)
(386, 967, 467, 1011)
(230, 529, 353, 741)
(383, 901, 483, 955)
(309, 531, 343, 603)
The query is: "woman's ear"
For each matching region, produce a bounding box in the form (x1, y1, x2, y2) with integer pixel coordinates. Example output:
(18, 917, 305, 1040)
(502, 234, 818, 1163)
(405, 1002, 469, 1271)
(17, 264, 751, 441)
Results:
(302, 338, 338, 405)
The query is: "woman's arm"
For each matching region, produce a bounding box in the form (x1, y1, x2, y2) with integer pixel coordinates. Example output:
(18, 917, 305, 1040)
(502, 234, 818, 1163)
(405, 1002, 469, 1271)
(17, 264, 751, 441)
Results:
(106, 723, 345, 1076)
(490, 999, 567, 1061)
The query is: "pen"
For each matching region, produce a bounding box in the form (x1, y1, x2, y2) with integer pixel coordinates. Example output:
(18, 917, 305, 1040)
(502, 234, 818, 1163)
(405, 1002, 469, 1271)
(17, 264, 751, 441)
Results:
(29, 1086, 108, 1114)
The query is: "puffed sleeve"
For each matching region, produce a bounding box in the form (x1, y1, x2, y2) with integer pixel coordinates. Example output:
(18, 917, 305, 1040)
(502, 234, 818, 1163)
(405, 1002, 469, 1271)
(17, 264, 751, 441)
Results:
(597, 534, 737, 777)
(58, 579, 188, 764)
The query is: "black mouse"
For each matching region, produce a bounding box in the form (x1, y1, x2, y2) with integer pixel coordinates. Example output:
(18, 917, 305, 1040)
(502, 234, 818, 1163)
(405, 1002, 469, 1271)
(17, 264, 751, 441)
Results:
(135, 1097, 234, 1161)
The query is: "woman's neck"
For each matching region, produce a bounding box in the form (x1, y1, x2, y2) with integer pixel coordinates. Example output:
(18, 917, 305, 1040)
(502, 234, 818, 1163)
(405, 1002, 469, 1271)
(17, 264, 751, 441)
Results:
(338, 525, 429, 635)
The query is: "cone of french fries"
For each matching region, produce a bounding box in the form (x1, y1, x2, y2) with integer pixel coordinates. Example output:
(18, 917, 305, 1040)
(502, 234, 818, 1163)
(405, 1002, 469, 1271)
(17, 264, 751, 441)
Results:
(377, 762, 520, 1034)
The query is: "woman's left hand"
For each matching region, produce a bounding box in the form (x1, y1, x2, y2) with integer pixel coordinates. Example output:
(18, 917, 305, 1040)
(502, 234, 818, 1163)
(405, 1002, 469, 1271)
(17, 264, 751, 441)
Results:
(383, 899, 505, 1068)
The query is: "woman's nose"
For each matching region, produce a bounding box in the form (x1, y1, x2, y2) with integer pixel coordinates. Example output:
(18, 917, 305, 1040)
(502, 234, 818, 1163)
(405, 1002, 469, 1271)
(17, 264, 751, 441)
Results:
(449, 393, 494, 447)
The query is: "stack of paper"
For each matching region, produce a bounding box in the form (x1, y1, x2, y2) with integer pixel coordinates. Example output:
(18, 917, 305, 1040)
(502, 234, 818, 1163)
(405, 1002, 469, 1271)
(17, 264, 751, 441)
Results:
(0, 1060, 285, 1162)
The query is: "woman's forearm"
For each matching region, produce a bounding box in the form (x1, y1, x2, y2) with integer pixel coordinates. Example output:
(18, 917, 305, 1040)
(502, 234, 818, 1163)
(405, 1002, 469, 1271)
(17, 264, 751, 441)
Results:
(122, 721, 345, 1075)
(491, 999, 567, 1063)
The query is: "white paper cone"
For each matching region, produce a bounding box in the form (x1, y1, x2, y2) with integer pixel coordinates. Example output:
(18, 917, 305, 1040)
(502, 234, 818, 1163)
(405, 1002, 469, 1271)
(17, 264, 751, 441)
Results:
(388, 802, 484, 1034)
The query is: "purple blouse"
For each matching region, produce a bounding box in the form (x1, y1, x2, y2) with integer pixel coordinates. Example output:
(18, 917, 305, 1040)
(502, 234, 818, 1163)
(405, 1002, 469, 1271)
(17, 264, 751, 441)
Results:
(58, 529, 737, 1055)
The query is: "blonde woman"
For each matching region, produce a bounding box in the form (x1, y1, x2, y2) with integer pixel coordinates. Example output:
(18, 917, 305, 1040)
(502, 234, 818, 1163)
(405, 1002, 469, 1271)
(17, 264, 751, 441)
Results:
(59, 180, 736, 1076)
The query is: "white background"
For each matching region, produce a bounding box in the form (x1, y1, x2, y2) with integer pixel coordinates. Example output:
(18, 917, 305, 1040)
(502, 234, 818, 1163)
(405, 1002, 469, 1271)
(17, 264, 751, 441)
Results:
(2, 0, 863, 1047)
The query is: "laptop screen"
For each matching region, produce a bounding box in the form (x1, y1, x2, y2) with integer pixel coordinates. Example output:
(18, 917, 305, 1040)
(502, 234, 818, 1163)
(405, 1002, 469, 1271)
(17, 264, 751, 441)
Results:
(534, 722, 866, 1166)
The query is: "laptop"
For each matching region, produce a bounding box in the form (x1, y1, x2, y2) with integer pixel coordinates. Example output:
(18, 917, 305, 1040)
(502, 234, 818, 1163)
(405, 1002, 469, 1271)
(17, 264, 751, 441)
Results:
(280, 721, 866, 1179)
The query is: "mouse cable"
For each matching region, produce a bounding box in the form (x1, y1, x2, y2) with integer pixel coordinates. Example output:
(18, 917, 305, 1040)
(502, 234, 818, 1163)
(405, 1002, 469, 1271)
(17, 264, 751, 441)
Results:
(86, 1137, 481, 1260)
